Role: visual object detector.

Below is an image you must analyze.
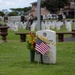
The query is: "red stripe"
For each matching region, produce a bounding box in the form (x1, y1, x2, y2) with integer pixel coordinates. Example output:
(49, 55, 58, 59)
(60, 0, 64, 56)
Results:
(35, 42, 50, 55)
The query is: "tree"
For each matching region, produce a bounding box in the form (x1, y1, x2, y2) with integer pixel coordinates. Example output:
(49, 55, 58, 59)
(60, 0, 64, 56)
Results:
(10, 8, 24, 15)
(8, 12, 18, 16)
(0, 11, 5, 16)
(10, 7, 31, 15)
(41, 0, 69, 13)
(23, 7, 31, 14)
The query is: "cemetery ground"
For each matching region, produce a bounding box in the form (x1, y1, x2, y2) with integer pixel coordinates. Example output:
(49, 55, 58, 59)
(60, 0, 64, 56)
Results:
(0, 27, 75, 75)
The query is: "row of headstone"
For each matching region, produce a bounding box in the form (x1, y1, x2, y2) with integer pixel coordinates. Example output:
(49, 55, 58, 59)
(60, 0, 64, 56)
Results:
(6, 20, 73, 32)
(29, 21, 62, 31)
(6, 22, 18, 31)
(6, 21, 28, 31)
(41, 20, 73, 31)
(6, 21, 37, 31)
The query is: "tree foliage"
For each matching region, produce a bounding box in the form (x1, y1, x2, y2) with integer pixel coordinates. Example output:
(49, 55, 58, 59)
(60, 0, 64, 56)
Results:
(41, 0, 69, 13)
(0, 11, 5, 16)
(10, 7, 31, 15)
(0, 6, 31, 16)
(8, 12, 18, 16)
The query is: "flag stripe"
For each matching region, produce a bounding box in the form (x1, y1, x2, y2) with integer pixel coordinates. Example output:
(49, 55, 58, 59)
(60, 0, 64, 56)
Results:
(35, 37, 50, 55)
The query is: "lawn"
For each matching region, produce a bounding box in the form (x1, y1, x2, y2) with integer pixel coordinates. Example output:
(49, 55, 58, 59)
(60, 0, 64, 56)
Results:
(0, 27, 75, 75)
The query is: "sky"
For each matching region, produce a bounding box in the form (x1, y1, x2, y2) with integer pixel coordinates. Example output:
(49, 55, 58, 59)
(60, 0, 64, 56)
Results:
(0, 0, 37, 11)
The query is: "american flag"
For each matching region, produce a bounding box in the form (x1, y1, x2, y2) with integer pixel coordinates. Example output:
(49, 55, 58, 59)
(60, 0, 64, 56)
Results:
(35, 37, 50, 55)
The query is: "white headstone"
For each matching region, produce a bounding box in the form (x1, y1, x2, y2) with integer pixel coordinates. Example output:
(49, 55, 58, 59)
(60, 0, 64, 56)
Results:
(65, 21, 72, 31)
(41, 21, 46, 30)
(51, 21, 56, 29)
(45, 21, 50, 30)
(36, 30, 56, 64)
(13, 25, 18, 31)
(31, 22, 36, 31)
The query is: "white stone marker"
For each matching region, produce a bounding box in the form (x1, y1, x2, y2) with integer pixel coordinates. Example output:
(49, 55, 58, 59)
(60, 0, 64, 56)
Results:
(36, 30, 56, 64)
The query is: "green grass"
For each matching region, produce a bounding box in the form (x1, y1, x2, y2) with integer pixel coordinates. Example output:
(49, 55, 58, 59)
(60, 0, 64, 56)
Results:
(0, 27, 75, 75)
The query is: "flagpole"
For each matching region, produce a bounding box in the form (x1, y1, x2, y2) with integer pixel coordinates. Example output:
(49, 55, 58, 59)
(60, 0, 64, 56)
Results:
(37, 0, 43, 63)
(37, 0, 41, 30)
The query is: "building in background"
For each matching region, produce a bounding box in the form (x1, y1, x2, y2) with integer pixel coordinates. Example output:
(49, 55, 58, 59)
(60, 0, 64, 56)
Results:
(28, 1, 50, 19)
(61, 0, 75, 18)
